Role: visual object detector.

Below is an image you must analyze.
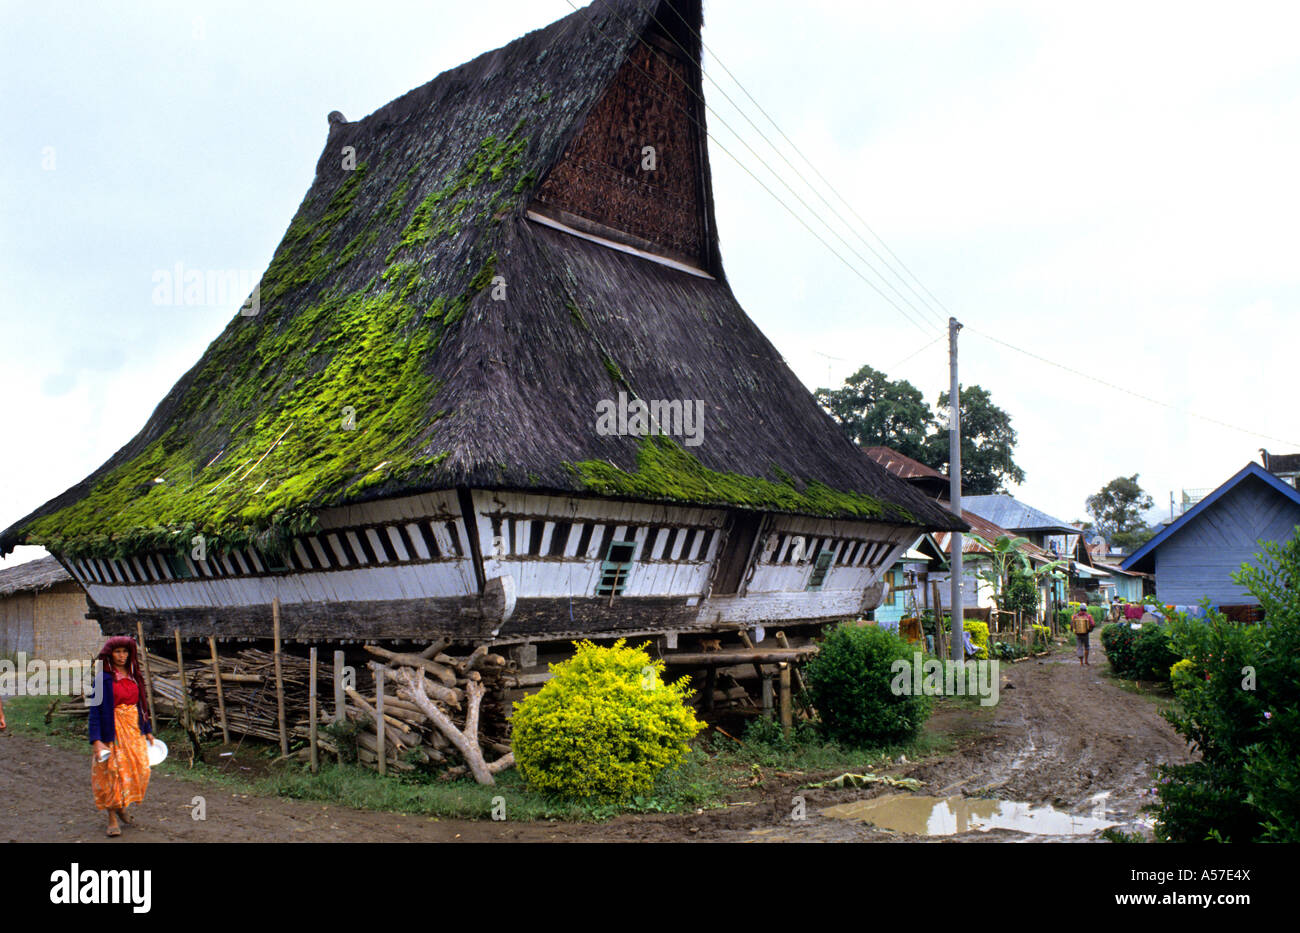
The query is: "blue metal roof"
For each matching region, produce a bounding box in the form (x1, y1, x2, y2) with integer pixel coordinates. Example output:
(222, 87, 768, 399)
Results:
(963, 494, 1081, 535)
(1121, 462, 1300, 573)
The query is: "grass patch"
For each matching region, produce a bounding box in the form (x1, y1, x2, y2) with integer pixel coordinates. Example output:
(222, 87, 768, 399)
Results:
(7, 695, 956, 822)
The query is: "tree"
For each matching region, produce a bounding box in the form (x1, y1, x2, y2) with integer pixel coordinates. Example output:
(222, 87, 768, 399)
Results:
(923, 385, 1025, 494)
(969, 532, 1065, 631)
(1085, 475, 1154, 550)
(815, 365, 933, 463)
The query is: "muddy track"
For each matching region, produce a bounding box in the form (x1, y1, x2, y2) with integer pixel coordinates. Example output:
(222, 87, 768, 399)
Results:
(0, 639, 1191, 843)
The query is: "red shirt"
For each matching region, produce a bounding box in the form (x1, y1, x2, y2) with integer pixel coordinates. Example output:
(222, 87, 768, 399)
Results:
(112, 674, 140, 707)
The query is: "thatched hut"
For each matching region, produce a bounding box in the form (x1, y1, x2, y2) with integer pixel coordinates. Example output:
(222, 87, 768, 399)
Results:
(1, 0, 962, 646)
(0, 556, 102, 663)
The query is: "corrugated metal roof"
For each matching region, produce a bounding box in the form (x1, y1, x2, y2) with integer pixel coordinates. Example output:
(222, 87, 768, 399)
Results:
(933, 510, 1054, 564)
(963, 495, 1081, 535)
(862, 447, 946, 481)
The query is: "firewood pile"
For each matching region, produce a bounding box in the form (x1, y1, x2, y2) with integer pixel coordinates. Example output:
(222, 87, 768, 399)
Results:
(47, 652, 198, 728)
(52, 639, 518, 784)
(181, 647, 336, 744)
(318, 642, 515, 784)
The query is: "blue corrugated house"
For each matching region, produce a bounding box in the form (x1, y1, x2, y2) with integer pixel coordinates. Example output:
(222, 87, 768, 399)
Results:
(1121, 462, 1300, 607)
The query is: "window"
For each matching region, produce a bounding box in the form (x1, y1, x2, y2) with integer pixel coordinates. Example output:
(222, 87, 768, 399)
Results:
(596, 540, 637, 597)
(164, 552, 194, 579)
(806, 548, 834, 590)
(258, 548, 290, 572)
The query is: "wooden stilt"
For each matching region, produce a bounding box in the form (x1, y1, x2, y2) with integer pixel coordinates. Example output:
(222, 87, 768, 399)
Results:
(333, 649, 346, 724)
(931, 582, 946, 658)
(208, 635, 229, 744)
(376, 664, 387, 776)
(173, 630, 188, 732)
(309, 647, 319, 774)
(760, 670, 773, 720)
(273, 597, 288, 757)
(136, 621, 157, 727)
(779, 663, 792, 735)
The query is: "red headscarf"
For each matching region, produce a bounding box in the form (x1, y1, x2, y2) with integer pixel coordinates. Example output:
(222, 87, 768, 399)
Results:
(97, 636, 151, 726)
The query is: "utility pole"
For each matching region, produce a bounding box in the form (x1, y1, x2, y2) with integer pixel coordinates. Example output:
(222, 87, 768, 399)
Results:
(948, 317, 964, 663)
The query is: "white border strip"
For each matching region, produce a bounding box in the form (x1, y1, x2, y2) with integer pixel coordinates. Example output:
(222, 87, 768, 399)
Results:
(526, 210, 715, 279)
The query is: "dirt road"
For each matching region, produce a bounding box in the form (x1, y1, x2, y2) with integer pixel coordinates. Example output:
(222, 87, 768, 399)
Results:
(0, 639, 1190, 842)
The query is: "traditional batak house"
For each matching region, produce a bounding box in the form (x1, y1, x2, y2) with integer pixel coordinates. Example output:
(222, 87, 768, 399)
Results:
(0, 0, 962, 651)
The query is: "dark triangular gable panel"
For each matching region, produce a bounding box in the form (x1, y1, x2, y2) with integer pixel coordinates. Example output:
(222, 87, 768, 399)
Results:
(530, 0, 718, 274)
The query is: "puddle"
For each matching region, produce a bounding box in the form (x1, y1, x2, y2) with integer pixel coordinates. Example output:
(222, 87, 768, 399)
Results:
(821, 793, 1117, 837)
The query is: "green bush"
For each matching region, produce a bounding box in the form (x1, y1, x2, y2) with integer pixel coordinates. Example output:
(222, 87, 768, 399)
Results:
(1101, 622, 1138, 675)
(1153, 531, 1300, 842)
(991, 640, 1028, 661)
(1031, 624, 1050, 647)
(1169, 658, 1196, 692)
(804, 622, 931, 747)
(1103, 621, 1177, 681)
(1132, 624, 1178, 682)
(510, 640, 703, 803)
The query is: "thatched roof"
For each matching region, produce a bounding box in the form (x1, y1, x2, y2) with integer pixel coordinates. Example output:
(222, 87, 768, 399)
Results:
(0, 556, 73, 598)
(1, 0, 962, 560)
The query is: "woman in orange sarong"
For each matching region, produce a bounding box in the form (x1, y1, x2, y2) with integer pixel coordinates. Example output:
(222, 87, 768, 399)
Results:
(89, 636, 154, 837)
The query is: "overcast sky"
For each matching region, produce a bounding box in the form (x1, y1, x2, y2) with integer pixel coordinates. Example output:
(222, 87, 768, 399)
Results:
(2, 0, 1297, 569)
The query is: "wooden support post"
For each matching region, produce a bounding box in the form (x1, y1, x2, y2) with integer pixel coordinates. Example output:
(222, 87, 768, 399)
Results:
(375, 664, 387, 776)
(702, 667, 716, 713)
(208, 635, 230, 744)
(775, 631, 815, 719)
(136, 621, 157, 728)
(173, 630, 188, 732)
(309, 647, 319, 775)
(931, 582, 946, 658)
(760, 670, 774, 720)
(332, 649, 346, 723)
(273, 597, 288, 758)
(738, 629, 768, 683)
(779, 663, 792, 735)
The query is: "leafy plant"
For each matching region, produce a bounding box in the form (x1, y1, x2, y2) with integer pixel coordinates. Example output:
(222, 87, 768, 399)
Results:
(1153, 530, 1300, 842)
(510, 640, 703, 803)
(1103, 621, 1177, 681)
(804, 622, 931, 747)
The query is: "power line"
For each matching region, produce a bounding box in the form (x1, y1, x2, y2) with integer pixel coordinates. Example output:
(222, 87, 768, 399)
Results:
(967, 326, 1300, 448)
(561, 1, 1294, 455)
(655, 0, 953, 328)
(641, 1, 948, 330)
(558, 0, 938, 336)
(888, 335, 944, 372)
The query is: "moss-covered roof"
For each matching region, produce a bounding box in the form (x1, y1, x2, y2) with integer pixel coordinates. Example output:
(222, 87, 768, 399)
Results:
(1, 0, 963, 561)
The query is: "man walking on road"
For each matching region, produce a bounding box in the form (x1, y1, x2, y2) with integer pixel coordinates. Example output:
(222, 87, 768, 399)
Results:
(1072, 606, 1095, 666)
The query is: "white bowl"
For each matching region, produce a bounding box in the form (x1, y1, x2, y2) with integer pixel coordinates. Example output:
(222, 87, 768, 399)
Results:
(146, 738, 168, 767)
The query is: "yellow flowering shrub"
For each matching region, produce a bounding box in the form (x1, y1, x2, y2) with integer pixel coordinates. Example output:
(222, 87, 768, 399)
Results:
(962, 620, 990, 659)
(1169, 657, 1196, 692)
(510, 639, 704, 802)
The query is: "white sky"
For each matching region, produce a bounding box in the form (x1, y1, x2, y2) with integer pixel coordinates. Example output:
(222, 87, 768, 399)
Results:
(2, 0, 1298, 570)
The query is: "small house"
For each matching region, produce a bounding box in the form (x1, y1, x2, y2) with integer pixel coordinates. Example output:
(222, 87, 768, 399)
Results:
(0, 556, 102, 664)
(1121, 461, 1300, 610)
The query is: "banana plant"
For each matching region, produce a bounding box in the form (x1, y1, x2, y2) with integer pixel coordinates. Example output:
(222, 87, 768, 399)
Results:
(967, 532, 1031, 605)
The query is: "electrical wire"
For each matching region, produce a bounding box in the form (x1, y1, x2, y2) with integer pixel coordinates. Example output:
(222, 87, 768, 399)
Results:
(967, 325, 1300, 448)
(558, 0, 939, 336)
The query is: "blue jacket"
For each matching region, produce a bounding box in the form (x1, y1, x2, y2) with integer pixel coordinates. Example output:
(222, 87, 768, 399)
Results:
(88, 671, 152, 745)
